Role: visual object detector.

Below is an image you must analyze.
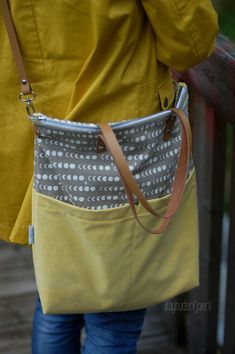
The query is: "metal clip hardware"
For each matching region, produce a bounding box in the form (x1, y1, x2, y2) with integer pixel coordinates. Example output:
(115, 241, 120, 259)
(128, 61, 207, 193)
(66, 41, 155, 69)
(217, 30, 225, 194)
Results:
(26, 101, 36, 115)
(19, 90, 36, 116)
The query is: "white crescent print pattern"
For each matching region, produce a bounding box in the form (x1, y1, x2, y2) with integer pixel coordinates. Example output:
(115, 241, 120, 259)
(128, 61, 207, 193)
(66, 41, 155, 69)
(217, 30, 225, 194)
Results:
(33, 84, 194, 209)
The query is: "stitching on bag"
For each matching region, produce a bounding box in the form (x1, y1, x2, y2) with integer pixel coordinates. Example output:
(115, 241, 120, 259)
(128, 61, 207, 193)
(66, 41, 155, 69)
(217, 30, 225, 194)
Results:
(34, 163, 196, 222)
(35, 206, 135, 223)
(35, 181, 196, 223)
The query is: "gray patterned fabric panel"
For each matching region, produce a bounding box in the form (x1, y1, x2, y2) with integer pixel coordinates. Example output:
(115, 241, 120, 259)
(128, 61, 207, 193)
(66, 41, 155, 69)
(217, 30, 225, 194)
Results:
(33, 87, 194, 209)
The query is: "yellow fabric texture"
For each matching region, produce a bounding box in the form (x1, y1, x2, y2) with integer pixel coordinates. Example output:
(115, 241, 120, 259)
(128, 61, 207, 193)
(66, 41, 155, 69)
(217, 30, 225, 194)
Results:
(0, 0, 218, 244)
(32, 168, 199, 314)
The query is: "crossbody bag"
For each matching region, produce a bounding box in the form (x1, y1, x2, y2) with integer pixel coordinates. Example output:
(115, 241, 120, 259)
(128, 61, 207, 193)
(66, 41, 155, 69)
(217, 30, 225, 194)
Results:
(1, 0, 199, 314)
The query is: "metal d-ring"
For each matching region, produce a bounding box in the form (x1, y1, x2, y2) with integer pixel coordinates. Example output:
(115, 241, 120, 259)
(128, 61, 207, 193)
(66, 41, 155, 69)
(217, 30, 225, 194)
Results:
(19, 90, 36, 103)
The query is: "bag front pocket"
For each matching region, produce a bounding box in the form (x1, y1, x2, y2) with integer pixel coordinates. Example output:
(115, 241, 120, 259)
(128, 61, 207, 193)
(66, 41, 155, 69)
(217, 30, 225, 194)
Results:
(32, 193, 136, 314)
(32, 167, 198, 314)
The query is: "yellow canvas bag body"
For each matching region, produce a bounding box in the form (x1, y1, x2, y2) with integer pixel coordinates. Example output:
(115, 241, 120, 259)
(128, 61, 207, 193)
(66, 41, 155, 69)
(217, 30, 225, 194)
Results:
(1, 0, 199, 314)
(29, 83, 199, 314)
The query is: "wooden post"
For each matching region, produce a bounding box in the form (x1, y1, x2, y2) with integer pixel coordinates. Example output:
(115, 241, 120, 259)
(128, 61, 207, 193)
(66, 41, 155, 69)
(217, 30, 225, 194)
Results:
(175, 34, 235, 354)
(186, 94, 226, 354)
(224, 128, 235, 354)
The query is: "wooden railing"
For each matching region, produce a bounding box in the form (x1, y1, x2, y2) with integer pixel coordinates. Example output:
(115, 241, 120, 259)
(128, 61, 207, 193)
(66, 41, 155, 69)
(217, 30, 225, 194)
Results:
(175, 34, 235, 354)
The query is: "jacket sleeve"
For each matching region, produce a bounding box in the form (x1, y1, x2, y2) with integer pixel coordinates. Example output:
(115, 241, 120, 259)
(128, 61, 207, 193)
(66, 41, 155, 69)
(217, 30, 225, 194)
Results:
(141, 0, 219, 71)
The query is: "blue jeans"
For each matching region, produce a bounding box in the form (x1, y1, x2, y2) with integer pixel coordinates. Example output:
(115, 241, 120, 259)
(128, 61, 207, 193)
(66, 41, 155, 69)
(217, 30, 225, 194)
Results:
(32, 297, 146, 354)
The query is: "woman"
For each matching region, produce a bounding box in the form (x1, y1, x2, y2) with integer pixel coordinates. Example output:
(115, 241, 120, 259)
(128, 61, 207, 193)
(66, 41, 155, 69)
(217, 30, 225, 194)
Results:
(0, 0, 218, 353)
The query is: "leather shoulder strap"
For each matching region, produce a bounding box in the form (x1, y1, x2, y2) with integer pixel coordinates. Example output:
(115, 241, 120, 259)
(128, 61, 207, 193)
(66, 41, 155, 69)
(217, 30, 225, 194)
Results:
(0, 0, 32, 94)
(98, 108, 192, 235)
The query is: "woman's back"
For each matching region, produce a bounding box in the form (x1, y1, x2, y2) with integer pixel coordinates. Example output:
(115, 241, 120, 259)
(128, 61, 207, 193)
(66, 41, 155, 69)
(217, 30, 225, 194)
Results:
(0, 0, 218, 244)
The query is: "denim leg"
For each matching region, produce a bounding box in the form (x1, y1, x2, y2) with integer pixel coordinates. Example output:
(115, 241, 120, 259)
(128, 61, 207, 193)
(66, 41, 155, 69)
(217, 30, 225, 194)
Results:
(83, 309, 146, 354)
(32, 297, 84, 354)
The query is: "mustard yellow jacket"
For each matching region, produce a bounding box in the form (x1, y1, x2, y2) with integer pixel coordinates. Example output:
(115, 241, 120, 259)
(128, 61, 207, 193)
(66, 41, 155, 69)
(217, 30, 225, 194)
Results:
(0, 0, 218, 244)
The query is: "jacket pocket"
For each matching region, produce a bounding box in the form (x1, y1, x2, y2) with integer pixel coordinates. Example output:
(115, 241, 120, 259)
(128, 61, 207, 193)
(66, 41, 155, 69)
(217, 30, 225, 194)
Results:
(137, 76, 175, 117)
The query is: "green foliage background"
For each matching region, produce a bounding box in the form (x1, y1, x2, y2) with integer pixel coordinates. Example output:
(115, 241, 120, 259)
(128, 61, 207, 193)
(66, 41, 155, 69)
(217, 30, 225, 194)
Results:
(219, 11, 235, 40)
(213, 0, 235, 40)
